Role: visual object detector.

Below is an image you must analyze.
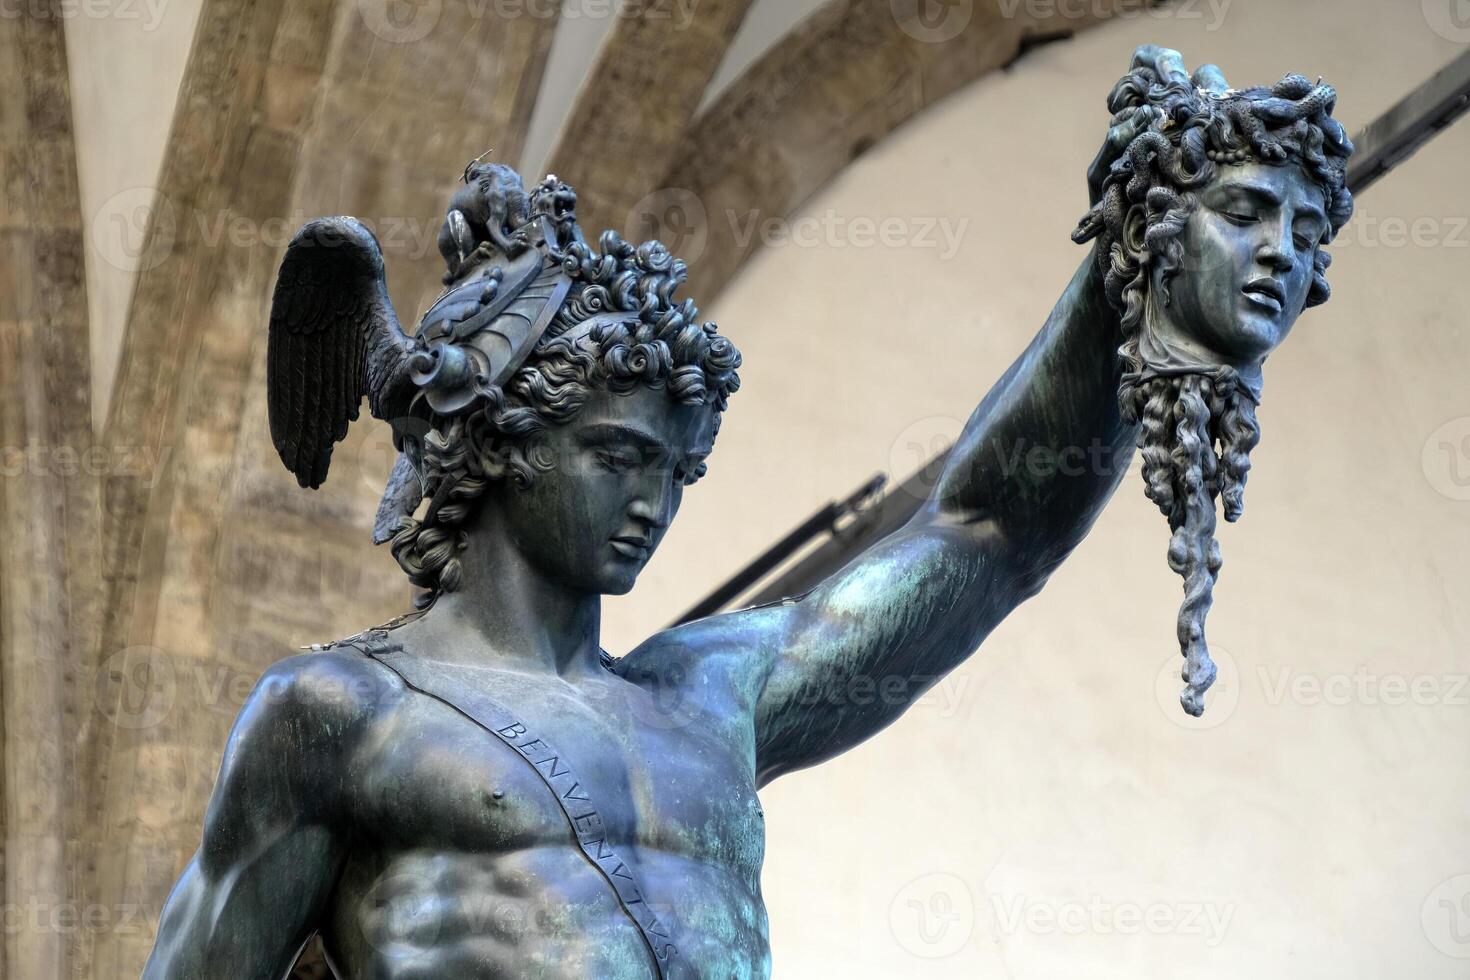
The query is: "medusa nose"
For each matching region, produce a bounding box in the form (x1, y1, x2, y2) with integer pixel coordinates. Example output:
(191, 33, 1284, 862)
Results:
(1256, 220, 1296, 274)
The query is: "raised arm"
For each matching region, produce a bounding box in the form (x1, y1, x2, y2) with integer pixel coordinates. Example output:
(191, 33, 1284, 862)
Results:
(625, 47, 1205, 784)
(735, 253, 1136, 784)
(143, 652, 381, 980)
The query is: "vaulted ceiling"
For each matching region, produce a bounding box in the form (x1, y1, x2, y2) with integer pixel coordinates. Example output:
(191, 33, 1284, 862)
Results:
(2, 3, 1119, 976)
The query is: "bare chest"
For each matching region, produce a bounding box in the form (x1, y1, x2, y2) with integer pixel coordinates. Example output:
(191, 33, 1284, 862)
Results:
(348, 660, 767, 882)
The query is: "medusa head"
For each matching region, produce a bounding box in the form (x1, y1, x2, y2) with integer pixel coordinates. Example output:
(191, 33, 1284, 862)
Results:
(1074, 55, 1354, 715)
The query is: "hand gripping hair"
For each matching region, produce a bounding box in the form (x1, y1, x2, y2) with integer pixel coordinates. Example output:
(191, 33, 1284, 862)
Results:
(1074, 48, 1353, 715)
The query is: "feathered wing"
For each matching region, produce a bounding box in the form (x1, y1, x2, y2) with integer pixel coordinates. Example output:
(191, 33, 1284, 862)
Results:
(267, 217, 412, 489)
(373, 454, 422, 545)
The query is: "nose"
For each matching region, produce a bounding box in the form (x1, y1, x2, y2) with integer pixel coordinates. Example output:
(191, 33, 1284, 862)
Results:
(628, 475, 675, 532)
(1256, 218, 1296, 275)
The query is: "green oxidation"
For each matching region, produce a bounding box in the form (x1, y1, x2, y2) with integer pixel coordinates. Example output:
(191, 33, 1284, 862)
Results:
(656, 807, 764, 884)
(819, 535, 979, 643)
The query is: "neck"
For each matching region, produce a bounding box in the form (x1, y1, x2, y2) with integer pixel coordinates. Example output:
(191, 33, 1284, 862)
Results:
(1139, 296, 1265, 399)
(412, 507, 604, 676)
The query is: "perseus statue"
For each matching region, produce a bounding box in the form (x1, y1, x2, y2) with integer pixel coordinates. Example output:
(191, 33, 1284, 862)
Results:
(145, 46, 1352, 979)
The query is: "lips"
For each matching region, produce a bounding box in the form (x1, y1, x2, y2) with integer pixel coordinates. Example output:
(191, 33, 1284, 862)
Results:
(610, 536, 652, 561)
(1241, 277, 1286, 313)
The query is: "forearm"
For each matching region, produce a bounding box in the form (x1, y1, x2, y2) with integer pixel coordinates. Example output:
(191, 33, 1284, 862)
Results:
(925, 254, 1135, 563)
(753, 255, 1139, 780)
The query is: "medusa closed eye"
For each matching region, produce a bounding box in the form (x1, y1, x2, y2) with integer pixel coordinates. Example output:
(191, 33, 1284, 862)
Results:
(1219, 208, 1259, 225)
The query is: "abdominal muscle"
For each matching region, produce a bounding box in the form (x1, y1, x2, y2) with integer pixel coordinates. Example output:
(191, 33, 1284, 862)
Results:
(322, 845, 770, 980)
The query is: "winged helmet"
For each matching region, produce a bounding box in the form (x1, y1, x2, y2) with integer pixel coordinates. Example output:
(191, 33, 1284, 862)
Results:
(266, 164, 581, 543)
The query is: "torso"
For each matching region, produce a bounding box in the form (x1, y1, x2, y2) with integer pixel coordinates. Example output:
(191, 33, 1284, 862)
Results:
(320, 634, 771, 980)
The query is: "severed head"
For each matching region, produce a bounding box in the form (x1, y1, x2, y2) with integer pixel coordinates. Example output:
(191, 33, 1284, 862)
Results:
(1074, 48, 1354, 715)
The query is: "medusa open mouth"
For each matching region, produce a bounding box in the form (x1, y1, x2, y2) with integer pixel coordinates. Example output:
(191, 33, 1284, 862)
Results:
(1241, 276, 1287, 313)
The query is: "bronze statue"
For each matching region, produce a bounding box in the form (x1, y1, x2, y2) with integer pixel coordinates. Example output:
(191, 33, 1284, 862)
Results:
(144, 46, 1353, 979)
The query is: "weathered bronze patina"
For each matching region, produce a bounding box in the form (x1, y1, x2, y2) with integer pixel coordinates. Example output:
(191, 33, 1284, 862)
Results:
(145, 46, 1352, 979)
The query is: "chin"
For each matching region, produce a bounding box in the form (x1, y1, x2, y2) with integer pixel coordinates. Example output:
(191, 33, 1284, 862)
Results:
(598, 566, 643, 596)
(1219, 310, 1288, 363)
(603, 579, 638, 597)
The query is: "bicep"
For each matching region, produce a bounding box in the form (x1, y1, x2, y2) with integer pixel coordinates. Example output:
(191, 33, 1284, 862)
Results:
(148, 832, 339, 980)
(752, 518, 1042, 784)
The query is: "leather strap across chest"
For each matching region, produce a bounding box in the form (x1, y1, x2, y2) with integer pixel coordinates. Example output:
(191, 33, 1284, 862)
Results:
(339, 632, 677, 979)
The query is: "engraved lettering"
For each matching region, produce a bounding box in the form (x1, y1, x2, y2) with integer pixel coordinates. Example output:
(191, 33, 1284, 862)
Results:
(517, 738, 549, 757)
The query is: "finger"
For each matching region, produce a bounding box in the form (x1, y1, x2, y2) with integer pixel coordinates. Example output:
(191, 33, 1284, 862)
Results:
(1103, 123, 1133, 160)
(1131, 44, 1189, 84)
(1105, 110, 1148, 153)
(1193, 63, 1230, 95)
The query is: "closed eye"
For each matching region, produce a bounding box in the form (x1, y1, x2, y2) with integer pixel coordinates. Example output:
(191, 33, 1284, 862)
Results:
(595, 448, 638, 472)
(1294, 224, 1327, 251)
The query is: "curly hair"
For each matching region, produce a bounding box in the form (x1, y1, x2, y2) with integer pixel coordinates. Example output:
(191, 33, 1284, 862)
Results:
(1074, 64, 1353, 715)
(390, 230, 742, 606)
(1076, 70, 1353, 322)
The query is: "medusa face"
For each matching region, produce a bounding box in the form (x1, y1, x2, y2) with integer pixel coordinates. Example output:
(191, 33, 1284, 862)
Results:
(491, 385, 717, 597)
(1145, 160, 1331, 369)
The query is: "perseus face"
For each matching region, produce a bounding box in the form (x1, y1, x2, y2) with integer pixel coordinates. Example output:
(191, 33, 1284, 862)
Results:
(1148, 160, 1330, 367)
(496, 384, 717, 596)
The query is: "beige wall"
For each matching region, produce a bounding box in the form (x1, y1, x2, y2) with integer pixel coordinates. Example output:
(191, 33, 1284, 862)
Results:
(595, 2, 1470, 977)
(61, 0, 1469, 977)
(64, 0, 202, 431)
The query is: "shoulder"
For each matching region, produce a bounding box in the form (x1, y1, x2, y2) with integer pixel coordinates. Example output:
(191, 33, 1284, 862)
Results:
(190, 649, 397, 873)
(221, 647, 408, 785)
(618, 601, 795, 706)
(251, 646, 405, 724)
